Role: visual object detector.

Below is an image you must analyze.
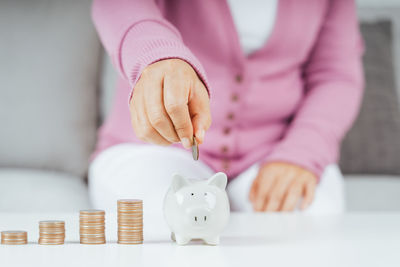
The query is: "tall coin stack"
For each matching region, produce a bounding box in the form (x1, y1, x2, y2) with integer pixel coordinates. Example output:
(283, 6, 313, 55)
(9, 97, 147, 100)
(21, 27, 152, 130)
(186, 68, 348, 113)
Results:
(79, 210, 106, 244)
(117, 199, 143, 244)
(38, 220, 65, 245)
(1, 231, 27, 245)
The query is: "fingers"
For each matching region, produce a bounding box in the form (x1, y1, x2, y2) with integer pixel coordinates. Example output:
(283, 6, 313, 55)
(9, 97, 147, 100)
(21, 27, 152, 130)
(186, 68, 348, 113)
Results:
(163, 74, 193, 149)
(250, 163, 318, 213)
(249, 176, 259, 203)
(130, 59, 211, 149)
(301, 178, 316, 210)
(264, 175, 292, 212)
(281, 178, 303, 211)
(131, 87, 172, 146)
(144, 76, 180, 143)
(253, 173, 277, 212)
(189, 81, 211, 144)
(129, 100, 140, 137)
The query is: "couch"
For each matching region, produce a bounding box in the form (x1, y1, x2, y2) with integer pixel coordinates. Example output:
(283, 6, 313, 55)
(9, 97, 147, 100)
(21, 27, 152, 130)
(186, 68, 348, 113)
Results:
(1, 0, 400, 212)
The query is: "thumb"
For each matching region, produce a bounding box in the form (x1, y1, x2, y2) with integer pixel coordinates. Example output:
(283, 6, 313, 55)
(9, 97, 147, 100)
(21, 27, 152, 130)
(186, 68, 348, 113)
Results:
(189, 81, 211, 144)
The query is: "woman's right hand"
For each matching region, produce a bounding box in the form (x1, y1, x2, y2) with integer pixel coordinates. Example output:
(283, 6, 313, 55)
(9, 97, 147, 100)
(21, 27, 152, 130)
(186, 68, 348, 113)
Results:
(129, 59, 211, 149)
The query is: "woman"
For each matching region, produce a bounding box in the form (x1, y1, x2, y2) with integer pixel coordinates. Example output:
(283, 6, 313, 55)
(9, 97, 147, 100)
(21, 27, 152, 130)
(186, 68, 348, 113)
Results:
(90, 0, 364, 214)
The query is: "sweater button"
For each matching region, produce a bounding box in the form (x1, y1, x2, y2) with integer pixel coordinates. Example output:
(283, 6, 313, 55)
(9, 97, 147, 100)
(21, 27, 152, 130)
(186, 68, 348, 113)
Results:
(231, 93, 239, 102)
(222, 159, 230, 170)
(226, 112, 235, 120)
(223, 127, 231, 135)
(235, 74, 243, 83)
(221, 145, 229, 154)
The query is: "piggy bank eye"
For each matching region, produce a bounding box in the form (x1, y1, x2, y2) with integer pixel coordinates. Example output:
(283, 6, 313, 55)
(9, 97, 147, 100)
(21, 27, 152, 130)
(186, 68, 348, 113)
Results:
(191, 193, 194, 196)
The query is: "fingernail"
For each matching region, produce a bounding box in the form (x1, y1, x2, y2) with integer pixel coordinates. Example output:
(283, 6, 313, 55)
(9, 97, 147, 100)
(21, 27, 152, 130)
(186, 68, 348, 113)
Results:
(181, 137, 191, 149)
(196, 129, 205, 143)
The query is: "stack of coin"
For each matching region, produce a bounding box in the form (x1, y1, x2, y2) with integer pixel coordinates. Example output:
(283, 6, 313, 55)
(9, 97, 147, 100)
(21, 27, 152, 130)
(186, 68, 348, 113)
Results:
(79, 210, 106, 244)
(1, 231, 27, 245)
(117, 199, 143, 244)
(38, 220, 65, 245)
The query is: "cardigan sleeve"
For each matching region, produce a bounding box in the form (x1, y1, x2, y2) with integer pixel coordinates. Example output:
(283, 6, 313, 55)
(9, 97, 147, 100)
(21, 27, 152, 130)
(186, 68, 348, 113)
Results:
(91, 0, 210, 98)
(262, 0, 365, 179)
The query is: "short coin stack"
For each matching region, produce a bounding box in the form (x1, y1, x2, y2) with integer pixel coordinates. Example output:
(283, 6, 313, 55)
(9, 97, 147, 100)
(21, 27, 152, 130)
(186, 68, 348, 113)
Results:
(118, 199, 143, 244)
(79, 210, 106, 244)
(38, 220, 65, 245)
(1, 231, 27, 245)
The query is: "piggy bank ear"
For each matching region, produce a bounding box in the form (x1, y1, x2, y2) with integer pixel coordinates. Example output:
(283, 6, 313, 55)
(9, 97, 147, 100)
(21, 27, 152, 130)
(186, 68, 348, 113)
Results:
(207, 172, 227, 190)
(171, 173, 189, 192)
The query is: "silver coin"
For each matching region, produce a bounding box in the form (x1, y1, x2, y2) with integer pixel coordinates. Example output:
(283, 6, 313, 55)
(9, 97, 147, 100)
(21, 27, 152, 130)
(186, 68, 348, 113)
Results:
(192, 136, 199, 161)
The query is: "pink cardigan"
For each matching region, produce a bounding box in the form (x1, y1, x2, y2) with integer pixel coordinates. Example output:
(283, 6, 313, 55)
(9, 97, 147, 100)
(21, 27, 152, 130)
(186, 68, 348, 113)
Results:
(92, 0, 364, 179)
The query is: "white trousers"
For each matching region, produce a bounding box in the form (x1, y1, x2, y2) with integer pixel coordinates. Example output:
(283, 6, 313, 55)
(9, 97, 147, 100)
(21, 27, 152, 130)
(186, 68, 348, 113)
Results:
(89, 144, 345, 214)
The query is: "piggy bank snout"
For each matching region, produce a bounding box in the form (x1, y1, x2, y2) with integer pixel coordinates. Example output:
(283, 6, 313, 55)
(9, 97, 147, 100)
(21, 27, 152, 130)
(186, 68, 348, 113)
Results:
(187, 208, 211, 227)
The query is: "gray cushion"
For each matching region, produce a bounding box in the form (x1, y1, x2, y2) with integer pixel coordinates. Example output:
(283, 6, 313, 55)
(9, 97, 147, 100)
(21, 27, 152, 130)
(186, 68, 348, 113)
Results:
(0, 0, 101, 177)
(345, 175, 400, 211)
(339, 20, 400, 174)
(0, 169, 91, 212)
(357, 8, 400, 96)
(99, 50, 118, 122)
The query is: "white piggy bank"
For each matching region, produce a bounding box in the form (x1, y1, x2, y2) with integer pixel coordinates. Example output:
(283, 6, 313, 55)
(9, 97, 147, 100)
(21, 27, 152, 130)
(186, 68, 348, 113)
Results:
(163, 172, 230, 245)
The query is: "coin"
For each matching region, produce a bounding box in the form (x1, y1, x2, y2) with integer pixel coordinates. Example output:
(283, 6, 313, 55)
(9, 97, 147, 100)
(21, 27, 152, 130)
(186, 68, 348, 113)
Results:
(38, 220, 65, 245)
(79, 210, 106, 245)
(192, 135, 199, 160)
(117, 199, 143, 244)
(1, 231, 28, 245)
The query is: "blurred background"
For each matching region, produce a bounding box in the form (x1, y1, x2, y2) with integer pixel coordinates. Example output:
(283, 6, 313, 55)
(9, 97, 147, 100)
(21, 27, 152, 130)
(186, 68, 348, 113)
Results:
(0, 0, 399, 213)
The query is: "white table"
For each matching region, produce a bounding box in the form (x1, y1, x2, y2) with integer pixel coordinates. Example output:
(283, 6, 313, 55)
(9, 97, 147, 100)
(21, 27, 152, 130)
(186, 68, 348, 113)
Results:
(0, 212, 399, 267)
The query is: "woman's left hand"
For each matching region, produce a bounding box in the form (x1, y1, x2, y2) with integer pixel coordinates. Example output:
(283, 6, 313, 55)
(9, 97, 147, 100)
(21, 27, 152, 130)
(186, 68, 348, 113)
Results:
(249, 162, 317, 212)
